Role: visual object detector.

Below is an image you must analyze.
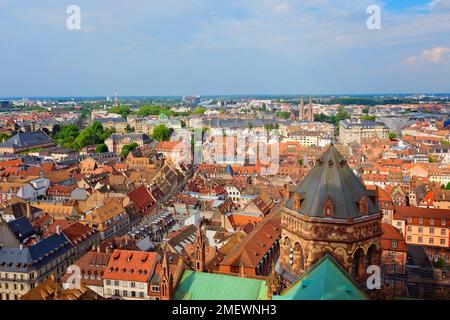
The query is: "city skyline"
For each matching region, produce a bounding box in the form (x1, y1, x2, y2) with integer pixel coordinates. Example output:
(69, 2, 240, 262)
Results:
(1, 0, 450, 96)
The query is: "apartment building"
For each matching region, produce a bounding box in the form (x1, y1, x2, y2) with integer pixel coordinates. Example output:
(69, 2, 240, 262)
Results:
(103, 250, 159, 300)
(392, 206, 450, 263)
(339, 119, 389, 145)
(79, 200, 130, 240)
(0, 233, 74, 300)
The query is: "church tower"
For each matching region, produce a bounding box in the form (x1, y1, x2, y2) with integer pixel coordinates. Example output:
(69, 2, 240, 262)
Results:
(194, 223, 206, 272)
(159, 252, 174, 300)
(298, 97, 305, 121)
(279, 144, 382, 281)
(307, 96, 313, 122)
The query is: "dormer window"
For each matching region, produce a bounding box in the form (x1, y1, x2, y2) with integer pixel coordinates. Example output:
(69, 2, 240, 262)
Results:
(293, 193, 301, 211)
(359, 196, 368, 215)
(323, 197, 334, 217)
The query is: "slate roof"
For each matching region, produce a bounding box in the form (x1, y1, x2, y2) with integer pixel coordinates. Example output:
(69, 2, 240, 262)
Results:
(273, 254, 368, 300)
(174, 270, 267, 300)
(6, 216, 36, 242)
(0, 233, 72, 272)
(0, 131, 54, 148)
(285, 145, 378, 219)
(96, 117, 127, 123)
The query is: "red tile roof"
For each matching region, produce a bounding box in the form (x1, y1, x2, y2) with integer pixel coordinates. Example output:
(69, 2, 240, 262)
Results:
(104, 250, 158, 282)
(381, 223, 407, 252)
(128, 185, 156, 213)
(394, 206, 450, 227)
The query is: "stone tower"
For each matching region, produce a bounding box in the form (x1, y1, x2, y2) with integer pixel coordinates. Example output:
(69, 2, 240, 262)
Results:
(279, 145, 382, 280)
(299, 97, 305, 121)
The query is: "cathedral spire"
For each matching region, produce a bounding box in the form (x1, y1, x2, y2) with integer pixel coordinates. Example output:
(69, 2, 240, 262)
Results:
(159, 252, 174, 300)
(194, 223, 206, 272)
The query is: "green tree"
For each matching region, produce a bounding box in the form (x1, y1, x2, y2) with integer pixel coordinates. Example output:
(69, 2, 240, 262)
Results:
(95, 143, 108, 153)
(120, 143, 139, 158)
(360, 115, 377, 121)
(109, 105, 131, 118)
(297, 159, 304, 166)
(53, 124, 80, 148)
(151, 124, 171, 141)
(193, 107, 206, 115)
(335, 106, 350, 123)
(389, 133, 397, 139)
(0, 133, 9, 143)
(71, 121, 115, 150)
(125, 124, 134, 133)
(276, 111, 291, 119)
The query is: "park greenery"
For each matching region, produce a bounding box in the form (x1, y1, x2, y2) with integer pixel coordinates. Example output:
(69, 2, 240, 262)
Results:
(53, 121, 115, 151)
(276, 111, 291, 119)
(109, 105, 132, 118)
(134, 105, 205, 118)
(314, 106, 350, 125)
(360, 115, 377, 121)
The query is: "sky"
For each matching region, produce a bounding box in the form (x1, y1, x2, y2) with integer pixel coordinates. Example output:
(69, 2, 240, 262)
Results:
(0, 0, 450, 97)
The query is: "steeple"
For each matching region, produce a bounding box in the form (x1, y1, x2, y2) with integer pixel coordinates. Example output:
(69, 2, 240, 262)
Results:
(159, 252, 174, 300)
(194, 223, 206, 272)
(308, 96, 313, 122)
(299, 97, 305, 121)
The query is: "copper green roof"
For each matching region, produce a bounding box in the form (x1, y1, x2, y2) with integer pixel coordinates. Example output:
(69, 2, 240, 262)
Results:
(273, 254, 369, 300)
(174, 270, 267, 300)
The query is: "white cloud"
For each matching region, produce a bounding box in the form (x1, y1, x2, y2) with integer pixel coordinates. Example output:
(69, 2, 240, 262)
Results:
(406, 56, 419, 65)
(272, 1, 290, 14)
(421, 47, 450, 63)
(428, 0, 450, 10)
(406, 47, 450, 65)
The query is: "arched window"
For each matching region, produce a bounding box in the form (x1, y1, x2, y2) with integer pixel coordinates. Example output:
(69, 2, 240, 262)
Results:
(367, 244, 379, 266)
(352, 248, 365, 278)
(293, 242, 304, 271)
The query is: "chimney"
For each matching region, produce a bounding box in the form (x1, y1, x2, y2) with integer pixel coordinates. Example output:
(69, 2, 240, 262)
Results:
(20, 244, 23, 251)
(282, 185, 290, 200)
(26, 202, 32, 220)
(56, 225, 61, 235)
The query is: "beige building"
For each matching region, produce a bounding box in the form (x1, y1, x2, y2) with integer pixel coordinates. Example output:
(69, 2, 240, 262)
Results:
(105, 133, 151, 155)
(339, 120, 389, 145)
(79, 200, 130, 240)
(0, 233, 74, 300)
(392, 206, 449, 263)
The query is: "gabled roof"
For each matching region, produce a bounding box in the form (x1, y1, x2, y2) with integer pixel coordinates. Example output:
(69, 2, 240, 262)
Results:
(128, 185, 156, 213)
(273, 253, 368, 300)
(286, 145, 378, 219)
(174, 270, 267, 300)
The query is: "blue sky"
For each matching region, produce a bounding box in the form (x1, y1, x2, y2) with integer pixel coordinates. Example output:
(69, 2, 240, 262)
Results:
(0, 0, 450, 96)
